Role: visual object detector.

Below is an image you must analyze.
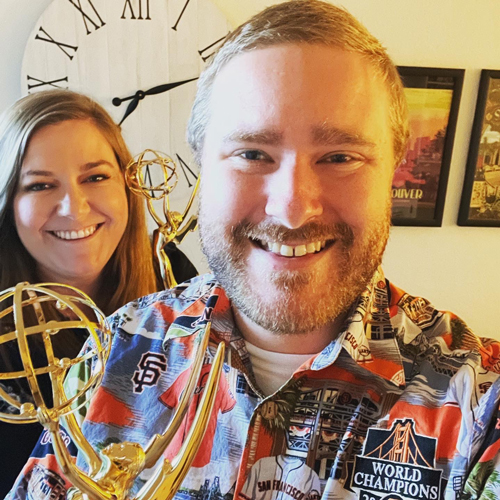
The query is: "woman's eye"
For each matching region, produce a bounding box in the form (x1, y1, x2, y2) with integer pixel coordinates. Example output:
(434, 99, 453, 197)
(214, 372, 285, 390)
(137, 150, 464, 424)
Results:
(85, 174, 109, 183)
(24, 183, 52, 192)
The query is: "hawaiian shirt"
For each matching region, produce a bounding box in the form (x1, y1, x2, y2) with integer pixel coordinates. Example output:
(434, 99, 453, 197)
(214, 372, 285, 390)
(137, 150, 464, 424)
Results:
(7, 270, 500, 500)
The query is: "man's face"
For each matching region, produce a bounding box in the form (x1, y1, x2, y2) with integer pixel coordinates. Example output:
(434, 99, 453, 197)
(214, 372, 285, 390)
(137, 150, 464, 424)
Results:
(199, 44, 395, 335)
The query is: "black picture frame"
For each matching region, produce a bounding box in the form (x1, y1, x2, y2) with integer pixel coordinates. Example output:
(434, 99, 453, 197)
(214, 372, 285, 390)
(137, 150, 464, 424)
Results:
(392, 66, 464, 226)
(458, 70, 500, 227)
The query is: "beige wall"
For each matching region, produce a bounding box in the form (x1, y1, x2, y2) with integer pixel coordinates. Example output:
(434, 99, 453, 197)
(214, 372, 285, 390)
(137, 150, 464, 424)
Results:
(2, 0, 499, 337)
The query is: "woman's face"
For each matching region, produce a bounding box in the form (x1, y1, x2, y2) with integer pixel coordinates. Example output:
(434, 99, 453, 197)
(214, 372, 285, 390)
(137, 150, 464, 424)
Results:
(13, 119, 129, 293)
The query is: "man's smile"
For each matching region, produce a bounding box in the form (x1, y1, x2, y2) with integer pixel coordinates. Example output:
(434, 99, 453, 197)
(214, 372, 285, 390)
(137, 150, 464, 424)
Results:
(252, 238, 331, 258)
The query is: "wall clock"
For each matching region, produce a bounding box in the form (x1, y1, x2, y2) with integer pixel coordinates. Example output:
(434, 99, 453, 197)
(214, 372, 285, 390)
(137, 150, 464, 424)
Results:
(21, 0, 232, 211)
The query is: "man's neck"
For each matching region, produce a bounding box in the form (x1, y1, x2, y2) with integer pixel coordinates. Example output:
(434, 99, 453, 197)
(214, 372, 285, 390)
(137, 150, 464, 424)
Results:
(232, 308, 347, 355)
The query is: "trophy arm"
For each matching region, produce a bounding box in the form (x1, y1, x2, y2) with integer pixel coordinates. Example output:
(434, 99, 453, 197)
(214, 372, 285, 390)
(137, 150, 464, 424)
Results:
(38, 408, 114, 500)
(51, 362, 104, 476)
(164, 195, 177, 233)
(181, 176, 200, 222)
(62, 410, 104, 476)
(142, 324, 213, 468)
(172, 215, 198, 246)
(136, 342, 225, 500)
(147, 198, 164, 228)
(154, 230, 177, 289)
(51, 344, 106, 476)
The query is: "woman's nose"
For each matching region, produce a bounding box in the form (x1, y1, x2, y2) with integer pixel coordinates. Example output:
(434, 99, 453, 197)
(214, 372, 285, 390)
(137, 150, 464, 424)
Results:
(56, 186, 91, 219)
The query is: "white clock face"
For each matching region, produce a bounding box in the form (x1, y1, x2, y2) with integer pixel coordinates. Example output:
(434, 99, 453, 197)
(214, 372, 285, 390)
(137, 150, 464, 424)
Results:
(22, 0, 231, 207)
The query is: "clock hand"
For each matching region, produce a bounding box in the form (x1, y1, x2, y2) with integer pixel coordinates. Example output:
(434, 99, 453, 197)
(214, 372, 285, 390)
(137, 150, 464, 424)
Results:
(113, 77, 199, 125)
(116, 95, 141, 126)
(143, 77, 198, 96)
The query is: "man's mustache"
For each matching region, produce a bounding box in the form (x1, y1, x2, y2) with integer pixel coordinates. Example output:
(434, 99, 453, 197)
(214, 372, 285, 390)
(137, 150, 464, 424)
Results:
(232, 220, 355, 247)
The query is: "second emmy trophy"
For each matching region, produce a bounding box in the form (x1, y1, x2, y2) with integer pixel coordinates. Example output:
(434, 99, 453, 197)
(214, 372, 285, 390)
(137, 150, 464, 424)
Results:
(125, 149, 200, 289)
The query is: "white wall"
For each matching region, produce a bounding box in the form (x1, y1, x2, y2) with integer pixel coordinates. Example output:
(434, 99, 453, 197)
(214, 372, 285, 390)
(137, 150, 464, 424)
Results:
(2, 0, 499, 338)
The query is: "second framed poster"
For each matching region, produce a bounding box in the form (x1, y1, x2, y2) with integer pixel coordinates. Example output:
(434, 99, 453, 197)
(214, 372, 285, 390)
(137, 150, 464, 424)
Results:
(458, 70, 500, 226)
(392, 67, 464, 226)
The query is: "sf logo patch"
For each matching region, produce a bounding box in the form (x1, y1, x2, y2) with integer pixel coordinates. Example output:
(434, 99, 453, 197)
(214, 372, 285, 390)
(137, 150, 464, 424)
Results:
(132, 352, 167, 393)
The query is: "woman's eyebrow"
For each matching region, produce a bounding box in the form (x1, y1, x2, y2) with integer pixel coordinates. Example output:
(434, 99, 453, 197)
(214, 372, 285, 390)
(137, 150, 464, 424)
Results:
(80, 160, 116, 171)
(20, 169, 53, 178)
(20, 161, 116, 178)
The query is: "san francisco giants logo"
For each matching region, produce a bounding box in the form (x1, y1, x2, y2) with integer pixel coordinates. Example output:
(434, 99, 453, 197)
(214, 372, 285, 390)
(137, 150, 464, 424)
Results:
(132, 352, 167, 393)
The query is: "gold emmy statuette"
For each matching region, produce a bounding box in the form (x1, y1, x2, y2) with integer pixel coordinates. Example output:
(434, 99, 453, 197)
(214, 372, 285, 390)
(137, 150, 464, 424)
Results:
(126, 150, 200, 289)
(0, 282, 224, 500)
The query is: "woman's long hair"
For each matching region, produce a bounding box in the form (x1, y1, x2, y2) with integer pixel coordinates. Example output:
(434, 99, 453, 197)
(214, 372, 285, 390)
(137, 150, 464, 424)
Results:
(0, 90, 157, 315)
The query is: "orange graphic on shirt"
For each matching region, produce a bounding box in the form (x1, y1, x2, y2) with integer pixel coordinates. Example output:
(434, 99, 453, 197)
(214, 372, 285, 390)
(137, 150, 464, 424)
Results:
(159, 363, 236, 467)
(86, 386, 135, 427)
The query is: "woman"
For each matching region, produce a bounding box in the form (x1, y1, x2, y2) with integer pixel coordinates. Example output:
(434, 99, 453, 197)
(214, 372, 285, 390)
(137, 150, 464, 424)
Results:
(0, 89, 158, 311)
(0, 89, 158, 495)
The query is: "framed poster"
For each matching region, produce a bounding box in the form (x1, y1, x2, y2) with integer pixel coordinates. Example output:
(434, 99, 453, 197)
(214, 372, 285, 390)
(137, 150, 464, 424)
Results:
(392, 66, 464, 226)
(458, 70, 500, 226)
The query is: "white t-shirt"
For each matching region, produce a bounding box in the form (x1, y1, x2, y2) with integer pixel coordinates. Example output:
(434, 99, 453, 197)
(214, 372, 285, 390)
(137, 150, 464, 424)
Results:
(245, 340, 313, 396)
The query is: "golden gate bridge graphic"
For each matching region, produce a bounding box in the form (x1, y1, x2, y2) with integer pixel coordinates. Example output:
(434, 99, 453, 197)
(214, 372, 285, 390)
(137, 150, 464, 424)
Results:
(364, 420, 433, 468)
(351, 419, 443, 500)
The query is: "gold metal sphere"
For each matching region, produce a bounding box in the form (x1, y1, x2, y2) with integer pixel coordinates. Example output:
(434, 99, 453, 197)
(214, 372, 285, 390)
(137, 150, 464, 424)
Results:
(0, 282, 111, 424)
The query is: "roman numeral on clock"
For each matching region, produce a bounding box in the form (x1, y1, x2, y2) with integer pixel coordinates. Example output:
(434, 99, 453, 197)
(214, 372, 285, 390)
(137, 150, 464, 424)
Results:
(35, 27, 78, 60)
(198, 35, 227, 62)
(121, 0, 151, 20)
(171, 0, 190, 31)
(67, 0, 106, 35)
(175, 154, 198, 188)
(26, 75, 69, 92)
(143, 164, 156, 199)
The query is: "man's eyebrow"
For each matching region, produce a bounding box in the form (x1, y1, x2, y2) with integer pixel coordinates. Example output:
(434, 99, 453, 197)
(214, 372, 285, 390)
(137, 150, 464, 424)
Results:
(223, 130, 283, 145)
(312, 125, 377, 149)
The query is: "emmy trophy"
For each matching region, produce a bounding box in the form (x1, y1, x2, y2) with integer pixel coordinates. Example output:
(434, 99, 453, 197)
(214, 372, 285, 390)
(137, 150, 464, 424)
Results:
(125, 150, 199, 289)
(0, 282, 224, 499)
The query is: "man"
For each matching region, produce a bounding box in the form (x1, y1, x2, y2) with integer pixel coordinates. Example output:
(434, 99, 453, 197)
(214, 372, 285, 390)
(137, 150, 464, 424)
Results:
(8, 1, 500, 499)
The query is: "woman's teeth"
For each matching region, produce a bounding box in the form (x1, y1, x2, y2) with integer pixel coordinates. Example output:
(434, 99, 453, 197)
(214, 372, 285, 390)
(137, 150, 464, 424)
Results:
(52, 225, 98, 240)
(264, 240, 326, 257)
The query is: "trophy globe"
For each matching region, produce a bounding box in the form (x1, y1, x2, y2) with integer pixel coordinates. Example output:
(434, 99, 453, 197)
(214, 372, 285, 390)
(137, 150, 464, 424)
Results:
(0, 282, 110, 424)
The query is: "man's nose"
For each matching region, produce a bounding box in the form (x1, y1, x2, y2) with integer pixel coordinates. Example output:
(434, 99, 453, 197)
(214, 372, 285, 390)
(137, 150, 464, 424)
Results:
(56, 185, 91, 219)
(264, 155, 323, 228)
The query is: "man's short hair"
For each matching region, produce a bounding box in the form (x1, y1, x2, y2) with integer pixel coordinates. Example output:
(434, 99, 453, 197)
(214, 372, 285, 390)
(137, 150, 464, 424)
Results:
(187, 0, 409, 167)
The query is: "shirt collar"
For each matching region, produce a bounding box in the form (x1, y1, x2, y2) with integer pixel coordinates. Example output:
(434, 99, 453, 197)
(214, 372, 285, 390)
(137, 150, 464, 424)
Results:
(161, 274, 233, 346)
(160, 271, 405, 388)
(309, 268, 405, 388)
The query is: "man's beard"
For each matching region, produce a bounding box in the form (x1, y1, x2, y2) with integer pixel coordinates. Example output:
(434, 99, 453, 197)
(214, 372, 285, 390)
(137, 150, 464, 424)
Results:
(199, 202, 390, 335)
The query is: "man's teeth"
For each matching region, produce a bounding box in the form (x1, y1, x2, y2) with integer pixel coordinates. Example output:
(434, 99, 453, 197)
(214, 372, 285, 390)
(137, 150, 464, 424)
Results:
(265, 240, 326, 257)
(53, 225, 98, 240)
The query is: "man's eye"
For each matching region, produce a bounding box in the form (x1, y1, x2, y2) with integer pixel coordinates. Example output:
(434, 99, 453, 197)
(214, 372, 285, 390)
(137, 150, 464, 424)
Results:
(325, 153, 355, 163)
(239, 150, 268, 161)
